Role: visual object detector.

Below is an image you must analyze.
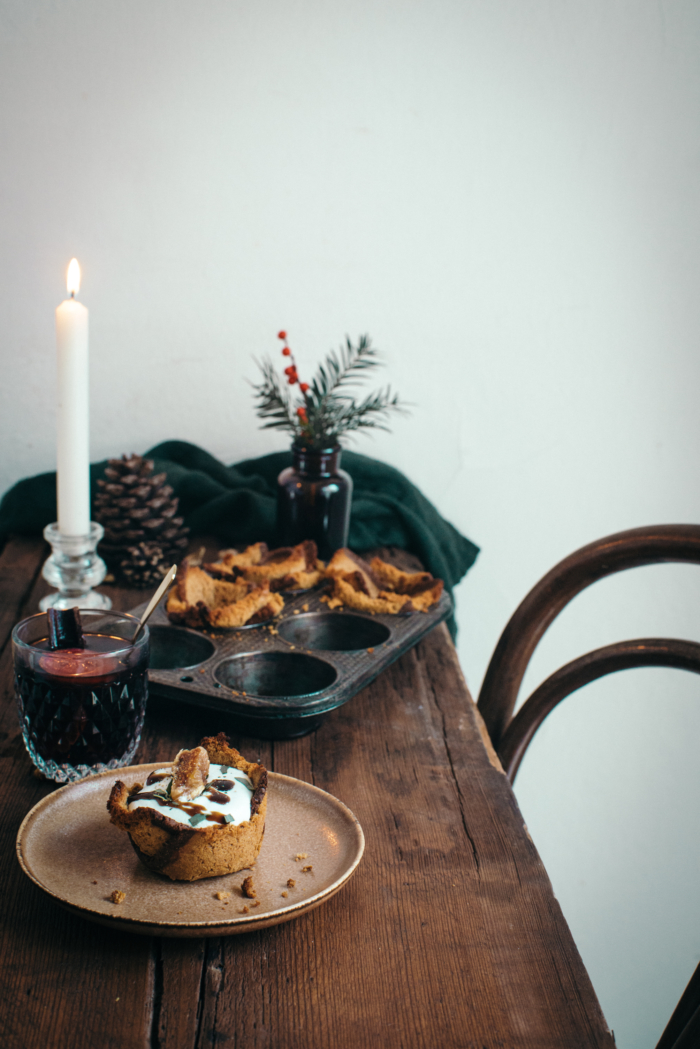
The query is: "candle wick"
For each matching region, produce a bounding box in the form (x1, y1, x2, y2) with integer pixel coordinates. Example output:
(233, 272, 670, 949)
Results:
(70, 291, 75, 299)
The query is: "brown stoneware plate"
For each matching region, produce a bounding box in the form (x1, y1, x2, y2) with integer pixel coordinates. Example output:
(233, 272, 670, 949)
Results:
(16, 763, 365, 937)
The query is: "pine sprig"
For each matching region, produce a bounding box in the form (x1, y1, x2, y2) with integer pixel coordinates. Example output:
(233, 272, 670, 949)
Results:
(251, 358, 297, 433)
(309, 335, 382, 402)
(325, 387, 407, 436)
(252, 333, 409, 448)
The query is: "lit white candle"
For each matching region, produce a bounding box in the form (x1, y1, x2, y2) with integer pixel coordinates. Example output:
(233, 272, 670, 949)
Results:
(55, 259, 90, 536)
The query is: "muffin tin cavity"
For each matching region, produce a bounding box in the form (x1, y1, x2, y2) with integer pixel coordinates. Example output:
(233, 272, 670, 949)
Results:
(278, 612, 390, 651)
(214, 652, 337, 698)
(138, 583, 451, 738)
(148, 626, 216, 670)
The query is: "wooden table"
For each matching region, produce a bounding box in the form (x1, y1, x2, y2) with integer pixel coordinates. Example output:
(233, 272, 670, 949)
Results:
(0, 536, 614, 1049)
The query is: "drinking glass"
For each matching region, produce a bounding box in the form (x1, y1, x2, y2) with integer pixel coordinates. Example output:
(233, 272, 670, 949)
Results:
(13, 610, 149, 783)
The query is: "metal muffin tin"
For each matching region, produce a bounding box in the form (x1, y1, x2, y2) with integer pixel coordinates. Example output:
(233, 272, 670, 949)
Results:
(134, 585, 452, 739)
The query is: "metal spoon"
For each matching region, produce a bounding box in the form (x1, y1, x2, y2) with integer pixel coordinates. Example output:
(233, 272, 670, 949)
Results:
(133, 564, 178, 642)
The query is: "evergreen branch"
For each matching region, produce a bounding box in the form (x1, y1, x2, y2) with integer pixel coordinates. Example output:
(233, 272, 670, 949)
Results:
(324, 388, 409, 436)
(250, 358, 297, 432)
(252, 335, 410, 446)
(309, 335, 382, 403)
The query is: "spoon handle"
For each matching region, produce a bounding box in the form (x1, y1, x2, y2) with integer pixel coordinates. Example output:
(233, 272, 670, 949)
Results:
(133, 564, 178, 642)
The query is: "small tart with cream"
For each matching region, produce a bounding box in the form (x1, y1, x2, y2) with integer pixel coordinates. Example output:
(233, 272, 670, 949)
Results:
(108, 734, 268, 882)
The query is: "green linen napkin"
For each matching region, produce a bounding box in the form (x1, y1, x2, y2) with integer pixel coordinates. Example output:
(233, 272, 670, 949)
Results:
(0, 440, 478, 637)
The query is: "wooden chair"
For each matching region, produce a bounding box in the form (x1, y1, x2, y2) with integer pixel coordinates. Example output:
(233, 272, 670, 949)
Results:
(477, 524, 700, 1049)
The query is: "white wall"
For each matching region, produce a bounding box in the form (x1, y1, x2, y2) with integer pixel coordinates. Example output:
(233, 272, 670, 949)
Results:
(2, 2, 700, 1044)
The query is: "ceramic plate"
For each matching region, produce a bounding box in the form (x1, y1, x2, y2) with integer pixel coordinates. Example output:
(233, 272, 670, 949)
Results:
(16, 764, 365, 937)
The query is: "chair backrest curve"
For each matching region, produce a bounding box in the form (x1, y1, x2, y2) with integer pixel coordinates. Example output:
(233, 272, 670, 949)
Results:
(477, 524, 700, 749)
(498, 637, 700, 783)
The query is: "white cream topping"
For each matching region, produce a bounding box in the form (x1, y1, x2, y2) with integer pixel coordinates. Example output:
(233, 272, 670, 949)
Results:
(129, 764, 254, 827)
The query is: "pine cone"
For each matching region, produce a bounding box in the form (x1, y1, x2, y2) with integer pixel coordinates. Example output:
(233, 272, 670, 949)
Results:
(94, 454, 189, 581)
(119, 542, 172, 589)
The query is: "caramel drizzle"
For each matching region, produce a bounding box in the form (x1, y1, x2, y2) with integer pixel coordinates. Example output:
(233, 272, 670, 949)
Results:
(128, 774, 253, 826)
(145, 770, 171, 785)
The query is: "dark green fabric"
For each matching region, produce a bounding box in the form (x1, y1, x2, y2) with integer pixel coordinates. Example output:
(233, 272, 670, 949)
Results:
(0, 440, 479, 637)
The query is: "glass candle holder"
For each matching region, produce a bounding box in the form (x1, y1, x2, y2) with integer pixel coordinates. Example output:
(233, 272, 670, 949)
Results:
(13, 610, 149, 783)
(40, 521, 111, 611)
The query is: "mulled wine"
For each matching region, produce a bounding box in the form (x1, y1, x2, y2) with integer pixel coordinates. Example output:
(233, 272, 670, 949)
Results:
(13, 610, 149, 783)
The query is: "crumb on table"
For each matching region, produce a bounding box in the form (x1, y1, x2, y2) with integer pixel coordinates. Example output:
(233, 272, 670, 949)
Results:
(302, 604, 309, 612)
(295, 853, 308, 861)
(242, 876, 256, 898)
(287, 878, 296, 888)
(367, 647, 375, 654)
(239, 906, 249, 914)
(302, 865, 313, 873)
(109, 890, 126, 904)
(281, 891, 288, 898)
(251, 899, 261, 907)
(215, 891, 230, 900)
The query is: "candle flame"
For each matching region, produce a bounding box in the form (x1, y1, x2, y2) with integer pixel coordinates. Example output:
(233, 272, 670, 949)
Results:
(66, 258, 81, 296)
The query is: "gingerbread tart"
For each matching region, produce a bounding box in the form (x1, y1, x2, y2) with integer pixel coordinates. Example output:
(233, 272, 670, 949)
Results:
(108, 734, 268, 882)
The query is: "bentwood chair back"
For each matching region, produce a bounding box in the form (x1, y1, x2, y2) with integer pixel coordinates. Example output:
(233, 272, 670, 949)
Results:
(477, 524, 700, 1049)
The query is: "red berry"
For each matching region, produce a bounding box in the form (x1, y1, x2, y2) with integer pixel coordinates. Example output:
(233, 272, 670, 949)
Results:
(282, 347, 291, 356)
(277, 331, 287, 340)
(299, 382, 309, 393)
(288, 376, 297, 385)
(297, 407, 307, 418)
(284, 366, 293, 376)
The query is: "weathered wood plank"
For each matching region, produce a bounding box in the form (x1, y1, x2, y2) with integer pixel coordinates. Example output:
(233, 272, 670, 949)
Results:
(195, 625, 613, 1049)
(154, 938, 207, 1049)
(0, 657, 156, 1049)
(0, 542, 207, 1049)
(419, 627, 613, 1047)
(0, 538, 613, 1049)
(0, 549, 152, 1049)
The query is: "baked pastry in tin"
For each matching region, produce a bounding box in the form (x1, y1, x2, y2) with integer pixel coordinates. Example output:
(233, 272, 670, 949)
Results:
(323, 549, 443, 614)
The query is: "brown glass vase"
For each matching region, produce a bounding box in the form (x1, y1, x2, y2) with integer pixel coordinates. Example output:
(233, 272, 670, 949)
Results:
(277, 442, 353, 561)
